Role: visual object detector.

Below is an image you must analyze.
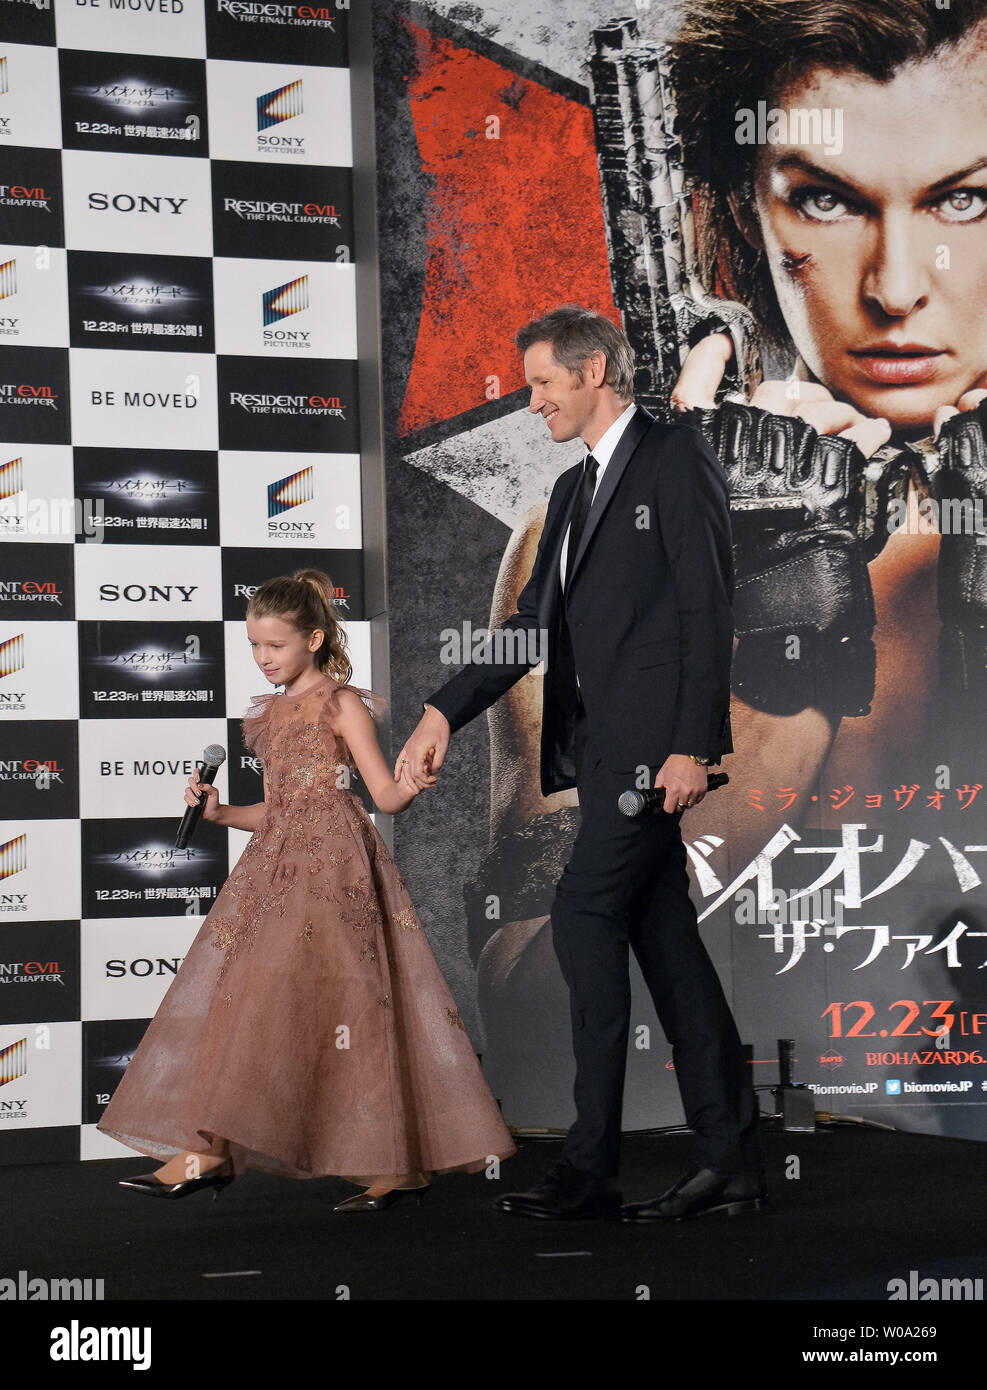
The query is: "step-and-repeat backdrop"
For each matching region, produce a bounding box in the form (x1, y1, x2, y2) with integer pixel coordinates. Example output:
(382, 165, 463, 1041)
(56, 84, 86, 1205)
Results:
(0, 0, 367, 1163)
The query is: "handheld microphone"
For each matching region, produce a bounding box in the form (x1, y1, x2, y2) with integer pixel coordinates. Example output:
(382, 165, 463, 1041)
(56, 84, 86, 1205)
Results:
(618, 772, 729, 818)
(175, 744, 226, 849)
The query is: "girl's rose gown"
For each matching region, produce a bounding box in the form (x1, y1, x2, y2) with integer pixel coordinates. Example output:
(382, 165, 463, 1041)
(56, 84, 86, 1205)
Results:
(98, 681, 516, 1183)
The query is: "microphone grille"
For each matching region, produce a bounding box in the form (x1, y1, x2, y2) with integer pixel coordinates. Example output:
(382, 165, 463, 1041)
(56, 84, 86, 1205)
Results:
(202, 744, 227, 767)
(618, 790, 645, 818)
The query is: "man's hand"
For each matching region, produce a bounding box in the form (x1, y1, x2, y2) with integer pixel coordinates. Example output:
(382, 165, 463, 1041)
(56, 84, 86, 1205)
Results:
(655, 755, 708, 815)
(394, 704, 450, 792)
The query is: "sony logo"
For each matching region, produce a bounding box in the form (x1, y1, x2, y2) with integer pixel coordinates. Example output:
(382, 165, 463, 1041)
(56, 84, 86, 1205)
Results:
(87, 193, 188, 215)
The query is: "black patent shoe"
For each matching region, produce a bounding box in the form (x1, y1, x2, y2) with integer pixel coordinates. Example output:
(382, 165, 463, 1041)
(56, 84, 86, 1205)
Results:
(118, 1164, 235, 1201)
(494, 1160, 621, 1220)
(333, 1184, 430, 1213)
(620, 1164, 766, 1222)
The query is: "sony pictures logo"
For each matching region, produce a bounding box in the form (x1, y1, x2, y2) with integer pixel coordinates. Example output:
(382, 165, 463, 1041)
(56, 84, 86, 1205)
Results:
(262, 274, 310, 348)
(0, 634, 25, 713)
(0, 833, 27, 914)
(256, 78, 305, 155)
(0, 632, 25, 676)
(0, 1036, 27, 1087)
(268, 466, 314, 540)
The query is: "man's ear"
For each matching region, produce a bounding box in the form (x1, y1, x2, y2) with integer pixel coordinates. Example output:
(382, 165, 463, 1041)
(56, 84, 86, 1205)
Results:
(727, 186, 765, 252)
(587, 349, 608, 387)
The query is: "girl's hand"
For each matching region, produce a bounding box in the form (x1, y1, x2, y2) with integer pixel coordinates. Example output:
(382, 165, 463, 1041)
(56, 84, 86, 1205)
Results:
(185, 767, 222, 822)
(400, 748, 435, 802)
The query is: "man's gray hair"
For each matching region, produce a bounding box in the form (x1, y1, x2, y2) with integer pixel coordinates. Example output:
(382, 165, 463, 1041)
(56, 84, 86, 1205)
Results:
(516, 305, 635, 401)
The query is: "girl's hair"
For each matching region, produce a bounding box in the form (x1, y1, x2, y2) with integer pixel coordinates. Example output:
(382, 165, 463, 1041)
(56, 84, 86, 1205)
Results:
(669, 0, 987, 344)
(246, 569, 352, 683)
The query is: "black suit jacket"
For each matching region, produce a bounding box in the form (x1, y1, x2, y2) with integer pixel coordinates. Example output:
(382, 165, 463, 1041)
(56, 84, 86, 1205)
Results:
(425, 407, 734, 796)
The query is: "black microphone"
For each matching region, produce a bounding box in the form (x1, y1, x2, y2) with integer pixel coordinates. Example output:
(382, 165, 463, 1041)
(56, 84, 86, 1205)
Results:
(175, 744, 226, 849)
(618, 771, 729, 818)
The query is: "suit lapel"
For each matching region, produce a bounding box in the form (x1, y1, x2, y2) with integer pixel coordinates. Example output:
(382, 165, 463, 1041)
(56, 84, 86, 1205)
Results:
(567, 406, 652, 589)
(538, 464, 582, 632)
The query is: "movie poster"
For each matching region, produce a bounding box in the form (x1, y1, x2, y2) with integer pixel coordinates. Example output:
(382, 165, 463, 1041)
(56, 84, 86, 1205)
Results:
(374, 0, 987, 1140)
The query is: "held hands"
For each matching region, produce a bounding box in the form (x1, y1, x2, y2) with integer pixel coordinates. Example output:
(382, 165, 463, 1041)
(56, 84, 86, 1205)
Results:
(394, 704, 450, 794)
(655, 756, 708, 815)
(185, 767, 222, 822)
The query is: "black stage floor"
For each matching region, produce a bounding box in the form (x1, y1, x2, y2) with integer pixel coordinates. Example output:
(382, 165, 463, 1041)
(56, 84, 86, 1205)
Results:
(6, 1126, 985, 1372)
(5, 1127, 984, 1305)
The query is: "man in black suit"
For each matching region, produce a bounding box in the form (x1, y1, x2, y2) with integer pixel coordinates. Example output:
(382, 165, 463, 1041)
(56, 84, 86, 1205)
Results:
(397, 306, 762, 1221)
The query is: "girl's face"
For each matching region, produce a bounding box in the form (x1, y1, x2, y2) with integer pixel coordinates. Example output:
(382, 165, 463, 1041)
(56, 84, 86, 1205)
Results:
(246, 613, 323, 689)
(741, 29, 987, 429)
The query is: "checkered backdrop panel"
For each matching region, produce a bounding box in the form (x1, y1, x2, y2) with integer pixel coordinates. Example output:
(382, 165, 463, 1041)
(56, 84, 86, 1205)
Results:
(0, 0, 368, 1164)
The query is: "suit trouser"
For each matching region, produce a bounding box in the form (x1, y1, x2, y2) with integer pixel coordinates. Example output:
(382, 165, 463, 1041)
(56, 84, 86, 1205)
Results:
(551, 711, 760, 1180)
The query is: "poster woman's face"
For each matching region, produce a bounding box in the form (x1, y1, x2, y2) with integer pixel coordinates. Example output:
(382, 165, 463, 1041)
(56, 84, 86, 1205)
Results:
(746, 32, 987, 430)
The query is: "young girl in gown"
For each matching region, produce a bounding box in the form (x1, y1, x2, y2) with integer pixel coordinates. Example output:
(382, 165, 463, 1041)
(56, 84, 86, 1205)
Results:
(97, 569, 516, 1211)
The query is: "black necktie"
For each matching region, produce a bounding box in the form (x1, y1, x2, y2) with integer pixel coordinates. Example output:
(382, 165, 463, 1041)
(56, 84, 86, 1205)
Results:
(565, 453, 598, 589)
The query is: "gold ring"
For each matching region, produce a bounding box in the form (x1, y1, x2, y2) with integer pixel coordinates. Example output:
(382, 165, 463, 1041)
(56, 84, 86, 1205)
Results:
(677, 802, 687, 809)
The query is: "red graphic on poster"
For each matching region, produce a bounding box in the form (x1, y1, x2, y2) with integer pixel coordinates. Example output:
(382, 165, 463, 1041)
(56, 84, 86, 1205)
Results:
(399, 21, 616, 436)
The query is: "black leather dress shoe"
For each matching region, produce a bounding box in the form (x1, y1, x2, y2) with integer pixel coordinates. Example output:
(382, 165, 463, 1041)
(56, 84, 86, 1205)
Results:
(620, 1165, 766, 1222)
(495, 1160, 621, 1220)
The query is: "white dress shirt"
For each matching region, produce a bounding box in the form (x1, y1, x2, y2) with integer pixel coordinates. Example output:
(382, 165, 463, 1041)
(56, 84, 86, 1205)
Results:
(560, 403, 636, 692)
(559, 403, 637, 589)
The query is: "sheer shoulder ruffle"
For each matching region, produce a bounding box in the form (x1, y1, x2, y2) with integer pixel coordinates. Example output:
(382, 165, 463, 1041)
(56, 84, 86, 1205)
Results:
(241, 691, 279, 761)
(321, 682, 387, 724)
